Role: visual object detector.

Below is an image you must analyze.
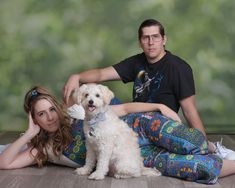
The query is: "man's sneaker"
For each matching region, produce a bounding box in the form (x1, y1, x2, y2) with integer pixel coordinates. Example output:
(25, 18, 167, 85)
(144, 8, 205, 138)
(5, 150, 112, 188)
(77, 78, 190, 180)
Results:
(214, 138, 235, 160)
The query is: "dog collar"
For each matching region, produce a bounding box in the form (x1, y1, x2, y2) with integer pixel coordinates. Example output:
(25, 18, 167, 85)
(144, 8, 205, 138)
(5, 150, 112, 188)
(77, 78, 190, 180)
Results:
(87, 112, 106, 129)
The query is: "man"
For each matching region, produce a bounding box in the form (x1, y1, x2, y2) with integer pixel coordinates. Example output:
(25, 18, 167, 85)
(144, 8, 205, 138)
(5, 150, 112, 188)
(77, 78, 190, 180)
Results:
(63, 19, 235, 159)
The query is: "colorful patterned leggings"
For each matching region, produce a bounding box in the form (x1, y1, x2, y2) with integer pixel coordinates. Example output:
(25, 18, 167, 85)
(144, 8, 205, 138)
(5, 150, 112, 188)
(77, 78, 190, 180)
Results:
(64, 111, 222, 184)
(122, 112, 222, 184)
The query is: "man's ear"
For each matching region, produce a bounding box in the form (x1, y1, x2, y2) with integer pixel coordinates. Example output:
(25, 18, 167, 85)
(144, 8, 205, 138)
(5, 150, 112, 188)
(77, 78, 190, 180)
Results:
(163, 35, 167, 46)
(98, 84, 114, 105)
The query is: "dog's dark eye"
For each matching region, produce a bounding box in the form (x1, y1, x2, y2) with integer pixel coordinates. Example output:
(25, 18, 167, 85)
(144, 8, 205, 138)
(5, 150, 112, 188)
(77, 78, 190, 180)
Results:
(85, 93, 89, 98)
(96, 94, 100, 97)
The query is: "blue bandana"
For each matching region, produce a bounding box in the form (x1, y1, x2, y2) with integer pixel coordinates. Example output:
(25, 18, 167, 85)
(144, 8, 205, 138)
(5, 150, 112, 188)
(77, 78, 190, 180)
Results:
(87, 112, 106, 136)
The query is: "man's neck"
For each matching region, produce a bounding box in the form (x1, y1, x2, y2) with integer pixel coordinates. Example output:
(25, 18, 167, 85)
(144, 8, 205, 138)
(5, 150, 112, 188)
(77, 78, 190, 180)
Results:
(148, 50, 166, 64)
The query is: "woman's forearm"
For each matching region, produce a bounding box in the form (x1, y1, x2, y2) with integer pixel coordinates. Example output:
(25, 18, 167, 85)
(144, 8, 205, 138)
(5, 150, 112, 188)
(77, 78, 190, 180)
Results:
(112, 103, 163, 116)
(0, 131, 34, 168)
(125, 102, 162, 114)
(112, 102, 181, 123)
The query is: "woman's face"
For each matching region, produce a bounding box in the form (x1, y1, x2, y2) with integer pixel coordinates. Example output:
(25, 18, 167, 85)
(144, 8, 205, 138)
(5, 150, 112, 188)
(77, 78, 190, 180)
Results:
(33, 99, 60, 133)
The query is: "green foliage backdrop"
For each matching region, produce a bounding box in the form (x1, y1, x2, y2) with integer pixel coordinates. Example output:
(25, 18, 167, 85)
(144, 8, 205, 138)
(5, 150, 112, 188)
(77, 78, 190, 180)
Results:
(0, 0, 234, 132)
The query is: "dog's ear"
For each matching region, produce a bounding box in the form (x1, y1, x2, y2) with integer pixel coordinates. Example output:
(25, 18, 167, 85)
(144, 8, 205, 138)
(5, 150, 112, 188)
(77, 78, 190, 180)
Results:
(98, 84, 114, 105)
(72, 84, 88, 104)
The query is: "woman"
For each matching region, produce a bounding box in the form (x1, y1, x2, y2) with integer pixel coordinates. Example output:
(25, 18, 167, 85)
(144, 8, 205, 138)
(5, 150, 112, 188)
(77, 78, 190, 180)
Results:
(0, 86, 179, 169)
(0, 86, 234, 184)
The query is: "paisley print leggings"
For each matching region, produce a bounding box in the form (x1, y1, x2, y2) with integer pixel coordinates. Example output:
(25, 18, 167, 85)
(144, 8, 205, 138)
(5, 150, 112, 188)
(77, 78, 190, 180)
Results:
(122, 112, 222, 184)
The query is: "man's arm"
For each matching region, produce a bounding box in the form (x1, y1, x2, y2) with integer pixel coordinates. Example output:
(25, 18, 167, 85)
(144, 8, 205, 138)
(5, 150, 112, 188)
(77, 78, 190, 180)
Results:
(63, 66, 120, 104)
(179, 95, 206, 137)
(180, 95, 217, 153)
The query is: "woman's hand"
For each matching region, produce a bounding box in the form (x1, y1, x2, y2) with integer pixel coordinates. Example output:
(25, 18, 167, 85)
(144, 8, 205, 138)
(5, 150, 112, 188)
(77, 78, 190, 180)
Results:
(25, 114, 40, 139)
(159, 104, 182, 123)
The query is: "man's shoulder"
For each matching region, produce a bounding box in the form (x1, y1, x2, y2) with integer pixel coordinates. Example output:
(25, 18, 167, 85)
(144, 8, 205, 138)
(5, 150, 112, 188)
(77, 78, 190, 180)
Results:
(125, 52, 146, 61)
(116, 53, 146, 66)
(166, 51, 192, 69)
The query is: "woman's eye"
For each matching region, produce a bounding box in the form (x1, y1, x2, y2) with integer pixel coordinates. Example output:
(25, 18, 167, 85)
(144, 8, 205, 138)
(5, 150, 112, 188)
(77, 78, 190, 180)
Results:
(50, 107, 56, 112)
(96, 94, 100, 97)
(38, 112, 44, 117)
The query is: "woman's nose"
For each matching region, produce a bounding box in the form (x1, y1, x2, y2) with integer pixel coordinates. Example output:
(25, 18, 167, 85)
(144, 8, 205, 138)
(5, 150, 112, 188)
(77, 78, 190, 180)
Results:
(47, 113, 53, 120)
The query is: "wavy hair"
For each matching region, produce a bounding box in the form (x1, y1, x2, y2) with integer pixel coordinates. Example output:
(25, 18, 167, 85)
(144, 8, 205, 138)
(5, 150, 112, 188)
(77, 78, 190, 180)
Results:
(24, 86, 72, 167)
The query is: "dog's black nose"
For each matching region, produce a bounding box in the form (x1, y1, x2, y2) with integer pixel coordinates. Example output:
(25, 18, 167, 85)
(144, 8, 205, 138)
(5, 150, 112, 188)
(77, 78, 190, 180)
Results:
(88, 100, 94, 105)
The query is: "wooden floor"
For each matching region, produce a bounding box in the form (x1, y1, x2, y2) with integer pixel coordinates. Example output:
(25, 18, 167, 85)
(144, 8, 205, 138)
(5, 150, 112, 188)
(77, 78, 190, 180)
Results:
(1, 132, 235, 188)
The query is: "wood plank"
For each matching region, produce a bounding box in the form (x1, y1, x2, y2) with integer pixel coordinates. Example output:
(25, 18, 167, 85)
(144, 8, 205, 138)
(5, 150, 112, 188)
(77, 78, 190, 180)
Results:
(218, 174, 235, 188)
(147, 175, 185, 188)
(111, 176, 148, 188)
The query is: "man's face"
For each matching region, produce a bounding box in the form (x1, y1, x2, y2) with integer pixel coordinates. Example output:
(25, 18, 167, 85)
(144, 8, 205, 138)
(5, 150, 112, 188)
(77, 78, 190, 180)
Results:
(139, 25, 166, 64)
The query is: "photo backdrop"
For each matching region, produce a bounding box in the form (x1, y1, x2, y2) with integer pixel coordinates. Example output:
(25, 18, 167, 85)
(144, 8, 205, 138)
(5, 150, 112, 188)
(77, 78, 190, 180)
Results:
(0, 0, 234, 133)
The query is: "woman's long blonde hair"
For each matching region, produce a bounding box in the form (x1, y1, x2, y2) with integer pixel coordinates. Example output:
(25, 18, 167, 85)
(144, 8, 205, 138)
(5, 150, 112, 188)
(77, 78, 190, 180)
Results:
(24, 86, 72, 167)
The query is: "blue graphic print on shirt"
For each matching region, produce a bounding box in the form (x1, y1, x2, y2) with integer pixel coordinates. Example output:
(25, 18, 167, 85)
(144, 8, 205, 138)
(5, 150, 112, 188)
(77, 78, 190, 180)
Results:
(133, 69, 164, 102)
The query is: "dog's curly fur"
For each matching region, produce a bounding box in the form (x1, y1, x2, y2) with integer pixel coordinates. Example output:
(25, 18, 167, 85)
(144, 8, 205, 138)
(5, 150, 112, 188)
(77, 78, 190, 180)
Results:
(73, 84, 161, 180)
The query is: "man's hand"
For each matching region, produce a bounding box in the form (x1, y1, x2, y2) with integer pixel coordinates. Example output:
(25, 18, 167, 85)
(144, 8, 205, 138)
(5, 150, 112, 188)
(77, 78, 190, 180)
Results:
(63, 74, 80, 105)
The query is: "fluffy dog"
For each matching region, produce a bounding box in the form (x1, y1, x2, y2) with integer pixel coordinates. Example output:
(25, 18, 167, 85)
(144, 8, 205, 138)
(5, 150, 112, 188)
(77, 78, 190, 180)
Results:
(73, 83, 161, 180)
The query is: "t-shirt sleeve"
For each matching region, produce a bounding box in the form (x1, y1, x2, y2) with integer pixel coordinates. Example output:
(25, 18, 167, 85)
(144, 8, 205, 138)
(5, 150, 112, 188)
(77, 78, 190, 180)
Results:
(173, 62, 195, 101)
(113, 55, 140, 83)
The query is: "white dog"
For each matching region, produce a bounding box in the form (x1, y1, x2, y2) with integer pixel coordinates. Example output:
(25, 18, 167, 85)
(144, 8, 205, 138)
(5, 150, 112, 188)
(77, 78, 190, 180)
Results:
(73, 83, 161, 180)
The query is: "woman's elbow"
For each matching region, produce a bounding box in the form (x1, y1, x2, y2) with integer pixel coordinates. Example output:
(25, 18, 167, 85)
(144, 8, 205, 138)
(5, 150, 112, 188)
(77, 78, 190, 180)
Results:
(0, 156, 16, 169)
(0, 160, 12, 169)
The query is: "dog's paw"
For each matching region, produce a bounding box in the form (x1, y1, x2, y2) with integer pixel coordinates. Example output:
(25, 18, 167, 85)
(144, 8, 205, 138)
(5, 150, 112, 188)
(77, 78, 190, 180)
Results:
(67, 104, 85, 120)
(88, 171, 105, 180)
(75, 167, 91, 175)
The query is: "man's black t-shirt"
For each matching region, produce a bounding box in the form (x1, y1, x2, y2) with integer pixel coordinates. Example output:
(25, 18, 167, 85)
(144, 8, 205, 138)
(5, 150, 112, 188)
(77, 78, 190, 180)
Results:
(113, 51, 195, 112)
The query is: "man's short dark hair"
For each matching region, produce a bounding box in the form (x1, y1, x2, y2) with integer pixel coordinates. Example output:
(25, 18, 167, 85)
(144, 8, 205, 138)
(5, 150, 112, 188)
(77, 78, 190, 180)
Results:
(138, 19, 165, 40)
